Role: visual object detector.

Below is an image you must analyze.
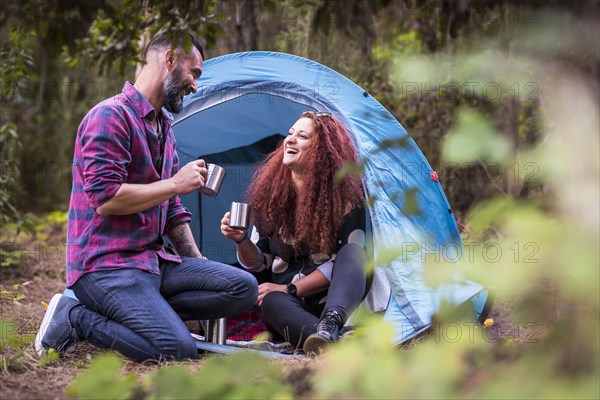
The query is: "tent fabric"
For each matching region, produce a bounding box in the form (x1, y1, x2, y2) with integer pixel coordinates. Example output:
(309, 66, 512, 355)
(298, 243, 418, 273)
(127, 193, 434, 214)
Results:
(172, 51, 484, 344)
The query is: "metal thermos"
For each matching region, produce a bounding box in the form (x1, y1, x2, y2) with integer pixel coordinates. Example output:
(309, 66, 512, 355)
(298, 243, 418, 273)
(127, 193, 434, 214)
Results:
(201, 163, 226, 196)
(201, 319, 227, 345)
(229, 202, 250, 230)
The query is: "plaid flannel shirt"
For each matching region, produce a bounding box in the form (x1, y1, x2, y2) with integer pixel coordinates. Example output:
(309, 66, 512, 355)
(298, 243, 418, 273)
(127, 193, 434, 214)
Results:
(66, 82, 191, 286)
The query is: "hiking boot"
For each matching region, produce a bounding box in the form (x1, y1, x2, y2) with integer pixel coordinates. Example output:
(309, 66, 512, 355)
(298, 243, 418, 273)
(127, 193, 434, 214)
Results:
(34, 294, 79, 356)
(303, 310, 343, 356)
(471, 289, 495, 325)
(339, 326, 357, 341)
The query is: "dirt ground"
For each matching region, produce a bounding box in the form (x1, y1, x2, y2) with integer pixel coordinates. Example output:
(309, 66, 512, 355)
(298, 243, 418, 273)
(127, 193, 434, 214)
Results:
(0, 226, 544, 400)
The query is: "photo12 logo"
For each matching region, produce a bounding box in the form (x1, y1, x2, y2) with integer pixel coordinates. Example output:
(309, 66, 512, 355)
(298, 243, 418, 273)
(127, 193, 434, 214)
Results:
(400, 241, 540, 264)
(195, 81, 340, 105)
(369, 161, 540, 185)
(400, 81, 539, 104)
(422, 321, 543, 344)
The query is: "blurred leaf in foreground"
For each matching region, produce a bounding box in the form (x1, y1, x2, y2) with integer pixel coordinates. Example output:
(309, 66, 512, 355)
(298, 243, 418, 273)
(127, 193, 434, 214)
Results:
(66, 353, 138, 400)
(442, 108, 512, 164)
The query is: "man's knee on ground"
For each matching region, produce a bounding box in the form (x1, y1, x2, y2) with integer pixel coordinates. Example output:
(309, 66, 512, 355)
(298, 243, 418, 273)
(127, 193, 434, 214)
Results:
(156, 332, 197, 361)
(177, 336, 198, 360)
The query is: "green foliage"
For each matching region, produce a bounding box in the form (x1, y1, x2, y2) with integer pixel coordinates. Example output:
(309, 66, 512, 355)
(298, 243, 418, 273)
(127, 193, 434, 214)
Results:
(0, 29, 35, 226)
(0, 281, 30, 303)
(72, 2, 146, 75)
(74, 0, 226, 75)
(311, 313, 400, 399)
(401, 187, 423, 216)
(38, 348, 61, 368)
(1, 4, 97, 214)
(0, 317, 35, 371)
(44, 210, 68, 224)
(66, 353, 138, 400)
(145, 365, 201, 400)
(67, 351, 294, 399)
(31, 210, 69, 240)
(149, 352, 292, 399)
(443, 109, 512, 164)
(312, 310, 487, 399)
(0, 31, 36, 95)
(0, 211, 67, 270)
(373, 30, 423, 65)
(0, 247, 27, 269)
(333, 162, 364, 183)
(0, 287, 35, 371)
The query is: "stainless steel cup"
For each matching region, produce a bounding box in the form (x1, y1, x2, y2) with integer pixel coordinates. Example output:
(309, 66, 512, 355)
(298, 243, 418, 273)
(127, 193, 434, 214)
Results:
(201, 163, 226, 197)
(229, 202, 250, 230)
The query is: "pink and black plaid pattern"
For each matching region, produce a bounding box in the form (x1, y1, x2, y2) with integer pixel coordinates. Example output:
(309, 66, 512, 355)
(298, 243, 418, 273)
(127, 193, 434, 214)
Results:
(226, 311, 268, 341)
(66, 82, 191, 286)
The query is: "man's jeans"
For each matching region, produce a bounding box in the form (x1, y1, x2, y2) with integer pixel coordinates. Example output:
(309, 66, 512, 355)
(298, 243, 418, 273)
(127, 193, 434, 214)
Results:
(71, 257, 258, 362)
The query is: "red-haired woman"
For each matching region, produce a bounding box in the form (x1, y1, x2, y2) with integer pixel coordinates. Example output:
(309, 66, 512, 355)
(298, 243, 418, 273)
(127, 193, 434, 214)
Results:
(221, 111, 367, 355)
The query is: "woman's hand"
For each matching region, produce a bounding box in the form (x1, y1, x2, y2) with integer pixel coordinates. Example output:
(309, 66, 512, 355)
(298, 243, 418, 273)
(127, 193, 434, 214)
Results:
(220, 212, 247, 243)
(257, 282, 286, 306)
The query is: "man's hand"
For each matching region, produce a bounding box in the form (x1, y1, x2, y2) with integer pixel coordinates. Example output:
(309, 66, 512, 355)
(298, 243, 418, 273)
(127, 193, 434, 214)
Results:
(257, 282, 286, 306)
(170, 159, 208, 195)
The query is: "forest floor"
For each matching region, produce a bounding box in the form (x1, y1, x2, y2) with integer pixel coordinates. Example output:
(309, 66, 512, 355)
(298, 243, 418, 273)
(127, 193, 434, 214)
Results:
(0, 223, 547, 400)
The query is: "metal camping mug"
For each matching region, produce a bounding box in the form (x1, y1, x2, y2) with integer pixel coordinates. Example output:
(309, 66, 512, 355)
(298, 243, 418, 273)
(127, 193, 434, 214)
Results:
(229, 202, 250, 230)
(201, 163, 226, 197)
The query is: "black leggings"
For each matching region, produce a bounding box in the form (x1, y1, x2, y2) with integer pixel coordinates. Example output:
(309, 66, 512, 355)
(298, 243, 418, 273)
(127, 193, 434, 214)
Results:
(260, 243, 367, 347)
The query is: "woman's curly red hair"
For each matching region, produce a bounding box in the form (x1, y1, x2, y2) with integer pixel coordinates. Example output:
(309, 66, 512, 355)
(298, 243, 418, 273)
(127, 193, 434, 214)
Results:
(249, 113, 364, 254)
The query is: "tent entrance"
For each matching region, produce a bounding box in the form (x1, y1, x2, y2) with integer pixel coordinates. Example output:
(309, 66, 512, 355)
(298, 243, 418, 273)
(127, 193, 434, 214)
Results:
(194, 135, 284, 263)
(175, 89, 331, 263)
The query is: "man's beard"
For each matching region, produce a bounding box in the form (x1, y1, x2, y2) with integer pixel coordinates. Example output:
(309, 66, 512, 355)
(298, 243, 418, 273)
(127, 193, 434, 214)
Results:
(163, 67, 186, 114)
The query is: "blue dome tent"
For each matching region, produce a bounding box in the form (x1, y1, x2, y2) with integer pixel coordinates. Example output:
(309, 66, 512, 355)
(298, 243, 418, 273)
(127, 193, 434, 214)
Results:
(172, 51, 488, 345)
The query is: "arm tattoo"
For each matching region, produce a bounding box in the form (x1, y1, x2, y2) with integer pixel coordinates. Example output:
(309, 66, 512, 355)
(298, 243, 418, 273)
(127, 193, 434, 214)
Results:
(168, 223, 202, 258)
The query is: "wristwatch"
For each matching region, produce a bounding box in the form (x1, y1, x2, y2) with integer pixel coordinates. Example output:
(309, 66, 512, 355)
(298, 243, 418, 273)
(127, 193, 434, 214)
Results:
(286, 283, 298, 298)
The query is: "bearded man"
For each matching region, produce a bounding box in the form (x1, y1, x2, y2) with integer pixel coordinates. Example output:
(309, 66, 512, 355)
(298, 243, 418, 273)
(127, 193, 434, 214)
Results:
(34, 30, 258, 362)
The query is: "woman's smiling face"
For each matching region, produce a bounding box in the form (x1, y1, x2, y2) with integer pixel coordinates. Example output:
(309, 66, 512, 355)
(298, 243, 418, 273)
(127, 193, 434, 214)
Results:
(282, 117, 315, 171)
